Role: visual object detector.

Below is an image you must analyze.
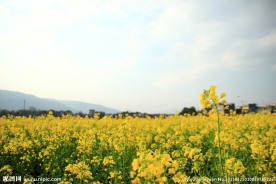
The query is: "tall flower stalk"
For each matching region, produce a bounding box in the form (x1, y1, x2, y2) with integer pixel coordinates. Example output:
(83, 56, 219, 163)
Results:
(200, 85, 227, 179)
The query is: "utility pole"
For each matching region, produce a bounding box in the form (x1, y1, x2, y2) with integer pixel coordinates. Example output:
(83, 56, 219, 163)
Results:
(24, 99, 25, 116)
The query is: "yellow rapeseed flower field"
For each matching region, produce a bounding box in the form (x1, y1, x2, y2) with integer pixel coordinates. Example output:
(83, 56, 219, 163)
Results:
(1, 112, 275, 183)
(0, 86, 275, 183)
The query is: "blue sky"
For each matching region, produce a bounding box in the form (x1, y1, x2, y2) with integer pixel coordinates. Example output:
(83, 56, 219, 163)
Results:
(0, 0, 276, 113)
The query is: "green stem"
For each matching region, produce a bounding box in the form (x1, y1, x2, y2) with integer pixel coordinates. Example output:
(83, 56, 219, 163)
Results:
(255, 151, 260, 178)
(213, 102, 225, 181)
(80, 138, 86, 184)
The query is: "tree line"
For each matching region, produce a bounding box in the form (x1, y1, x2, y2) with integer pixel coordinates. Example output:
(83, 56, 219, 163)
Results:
(0, 106, 200, 118)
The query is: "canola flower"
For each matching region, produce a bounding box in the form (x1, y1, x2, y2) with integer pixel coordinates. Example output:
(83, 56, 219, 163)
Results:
(200, 85, 227, 180)
(200, 85, 227, 108)
(0, 91, 275, 183)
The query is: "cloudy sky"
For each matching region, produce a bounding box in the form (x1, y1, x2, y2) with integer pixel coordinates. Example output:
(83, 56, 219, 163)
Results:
(0, 0, 275, 113)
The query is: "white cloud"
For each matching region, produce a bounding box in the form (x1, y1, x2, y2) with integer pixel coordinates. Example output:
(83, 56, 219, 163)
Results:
(147, 0, 276, 74)
(129, 27, 143, 37)
(0, 6, 12, 18)
(221, 30, 276, 68)
(272, 64, 276, 72)
(154, 64, 209, 88)
(88, 24, 102, 33)
(148, 2, 189, 43)
(121, 39, 144, 51)
(258, 30, 276, 51)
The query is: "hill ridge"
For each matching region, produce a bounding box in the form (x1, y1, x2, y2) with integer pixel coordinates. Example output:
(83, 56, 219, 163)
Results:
(0, 89, 119, 114)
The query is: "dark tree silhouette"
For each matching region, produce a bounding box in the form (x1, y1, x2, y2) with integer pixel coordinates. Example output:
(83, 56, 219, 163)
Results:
(179, 106, 197, 116)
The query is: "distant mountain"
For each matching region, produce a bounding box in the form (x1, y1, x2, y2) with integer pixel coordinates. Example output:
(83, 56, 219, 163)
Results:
(0, 89, 120, 114)
(0, 90, 74, 111)
(60, 100, 119, 114)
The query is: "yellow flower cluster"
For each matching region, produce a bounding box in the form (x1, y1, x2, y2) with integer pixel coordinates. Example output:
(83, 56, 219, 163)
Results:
(64, 161, 93, 183)
(103, 156, 116, 166)
(0, 165, 13, 176)
(200, 85, 227, 108)
(225, 158, 246, 176)
(130, 150, 177, 183)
